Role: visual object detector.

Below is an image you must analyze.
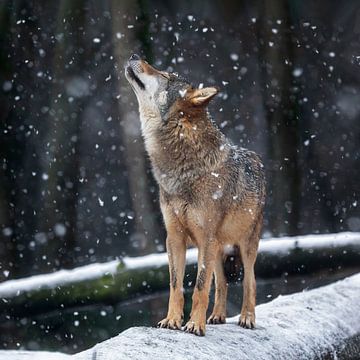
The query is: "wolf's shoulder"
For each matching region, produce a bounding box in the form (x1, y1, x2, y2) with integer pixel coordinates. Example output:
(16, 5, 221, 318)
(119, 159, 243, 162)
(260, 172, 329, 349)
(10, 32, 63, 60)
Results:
(226, 145, 266, 190)
(229, 146, 264, 168)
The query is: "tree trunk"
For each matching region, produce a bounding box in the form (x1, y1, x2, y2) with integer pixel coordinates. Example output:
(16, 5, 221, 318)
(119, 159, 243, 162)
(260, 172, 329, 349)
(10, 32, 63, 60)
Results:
(110, 0, 160, 254)
(257, 1, 301, 236)
(38, 0, 87, 269)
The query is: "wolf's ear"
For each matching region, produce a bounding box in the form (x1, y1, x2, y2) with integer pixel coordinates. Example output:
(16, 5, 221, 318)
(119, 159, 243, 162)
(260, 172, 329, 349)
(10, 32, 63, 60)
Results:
(188, 87, 218, 106)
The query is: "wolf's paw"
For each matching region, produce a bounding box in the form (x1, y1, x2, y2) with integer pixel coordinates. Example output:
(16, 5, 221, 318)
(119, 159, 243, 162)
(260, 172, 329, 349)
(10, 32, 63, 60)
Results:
(183, 319, 206, 336)
(157, 317, 182, 330)
(238, 311, 255, 329)
(207, 312, 226, 324)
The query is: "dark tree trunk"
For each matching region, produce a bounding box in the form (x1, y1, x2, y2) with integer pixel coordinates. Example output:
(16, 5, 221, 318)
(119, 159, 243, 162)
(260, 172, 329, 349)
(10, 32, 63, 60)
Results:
(257, 0, 301, 236)
(110, 0, 160, 255)
(37, 0, 87, 269)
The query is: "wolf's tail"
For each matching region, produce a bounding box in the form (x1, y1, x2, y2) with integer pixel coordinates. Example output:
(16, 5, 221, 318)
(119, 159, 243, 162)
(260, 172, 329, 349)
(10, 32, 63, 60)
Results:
(223, 245, 243, 283)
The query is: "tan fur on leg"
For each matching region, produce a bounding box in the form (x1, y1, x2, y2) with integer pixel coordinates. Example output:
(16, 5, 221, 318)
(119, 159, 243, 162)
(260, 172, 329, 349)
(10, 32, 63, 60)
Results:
(207, 251, 227, 324)
(238, 215, 262, 329)
(184, 237, 218, 336)
(158, 209, 186, 330)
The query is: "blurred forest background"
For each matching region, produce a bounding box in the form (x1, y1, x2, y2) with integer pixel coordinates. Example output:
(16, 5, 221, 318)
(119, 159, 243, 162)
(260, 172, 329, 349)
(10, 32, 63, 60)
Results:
(0, 0, 360, 280)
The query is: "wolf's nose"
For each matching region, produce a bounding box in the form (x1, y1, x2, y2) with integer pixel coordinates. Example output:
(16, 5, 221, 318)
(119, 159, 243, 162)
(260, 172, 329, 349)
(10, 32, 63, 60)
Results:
(129, 54, 140, 61)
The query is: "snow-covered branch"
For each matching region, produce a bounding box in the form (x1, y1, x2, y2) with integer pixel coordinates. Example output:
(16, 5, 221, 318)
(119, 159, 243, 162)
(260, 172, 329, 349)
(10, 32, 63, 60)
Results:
(1, 232, 359, 315)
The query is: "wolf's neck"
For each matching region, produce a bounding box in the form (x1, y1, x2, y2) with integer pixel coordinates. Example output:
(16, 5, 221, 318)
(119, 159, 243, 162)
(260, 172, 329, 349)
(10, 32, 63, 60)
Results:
(140, 109, 230, 193)
(139, 107, 163, 156)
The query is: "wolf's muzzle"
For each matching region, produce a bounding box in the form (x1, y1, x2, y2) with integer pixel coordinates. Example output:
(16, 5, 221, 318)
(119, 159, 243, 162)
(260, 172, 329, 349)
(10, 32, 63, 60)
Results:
(126, 65, 145, 90)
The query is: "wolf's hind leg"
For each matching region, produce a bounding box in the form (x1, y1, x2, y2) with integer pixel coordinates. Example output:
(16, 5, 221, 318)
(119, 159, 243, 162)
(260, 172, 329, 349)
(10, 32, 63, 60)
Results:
(207, 251, 227, 324)
(238, 215, 262, 329)
(158, 228, 186, 330)
(239, 253, 256, 328)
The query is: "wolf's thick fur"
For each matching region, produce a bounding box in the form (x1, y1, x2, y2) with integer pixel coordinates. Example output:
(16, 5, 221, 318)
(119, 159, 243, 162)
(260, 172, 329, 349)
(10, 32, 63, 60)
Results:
(125, 54, 266, 336)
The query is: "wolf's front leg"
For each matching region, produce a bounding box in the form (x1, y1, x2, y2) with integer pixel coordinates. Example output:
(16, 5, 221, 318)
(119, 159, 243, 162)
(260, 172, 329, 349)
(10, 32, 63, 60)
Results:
(158, 233, 186, 330)
(184, 239, 217, 336)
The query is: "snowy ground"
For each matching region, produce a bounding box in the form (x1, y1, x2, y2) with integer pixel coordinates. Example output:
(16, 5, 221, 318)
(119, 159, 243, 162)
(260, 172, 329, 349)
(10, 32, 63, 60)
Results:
(0, 231, 359, 298)
(0, 272, 359, 360)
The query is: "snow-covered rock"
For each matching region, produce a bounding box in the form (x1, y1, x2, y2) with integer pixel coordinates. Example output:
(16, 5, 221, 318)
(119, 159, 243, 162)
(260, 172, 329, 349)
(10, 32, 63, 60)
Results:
(75, 273, 360, 359)
(0, 350, 71, 359)
(1, 272, 359, 359)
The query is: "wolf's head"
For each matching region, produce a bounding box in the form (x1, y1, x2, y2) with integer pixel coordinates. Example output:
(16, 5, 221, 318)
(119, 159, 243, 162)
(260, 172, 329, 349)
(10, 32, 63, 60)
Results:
(125, 54, 218, 125)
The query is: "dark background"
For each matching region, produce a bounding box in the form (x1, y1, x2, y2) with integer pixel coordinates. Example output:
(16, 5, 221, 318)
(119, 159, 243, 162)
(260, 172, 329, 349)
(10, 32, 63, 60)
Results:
(1, 0, 360, 280)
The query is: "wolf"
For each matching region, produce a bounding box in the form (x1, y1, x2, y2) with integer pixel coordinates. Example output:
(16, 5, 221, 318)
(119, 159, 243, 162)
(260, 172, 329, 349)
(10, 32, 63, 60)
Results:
(125, 54, 266, 336)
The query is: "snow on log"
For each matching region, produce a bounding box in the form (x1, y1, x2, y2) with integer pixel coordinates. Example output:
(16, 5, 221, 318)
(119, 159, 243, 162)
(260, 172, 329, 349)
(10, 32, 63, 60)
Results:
(1, 273, 359, 360)
(1, 232, 360, 315)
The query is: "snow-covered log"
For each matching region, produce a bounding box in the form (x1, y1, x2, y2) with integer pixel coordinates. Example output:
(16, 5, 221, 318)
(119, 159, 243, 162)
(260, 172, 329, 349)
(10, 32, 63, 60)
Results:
(1, 273, 359, 359)
(1, 232, 360, 315)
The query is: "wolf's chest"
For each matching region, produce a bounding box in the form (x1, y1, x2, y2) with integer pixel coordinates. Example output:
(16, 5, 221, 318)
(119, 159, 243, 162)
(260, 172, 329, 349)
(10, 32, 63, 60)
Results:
(153, 164, 198, 198)
(153, 170, 181, 195)
(172, 202, 208, 235)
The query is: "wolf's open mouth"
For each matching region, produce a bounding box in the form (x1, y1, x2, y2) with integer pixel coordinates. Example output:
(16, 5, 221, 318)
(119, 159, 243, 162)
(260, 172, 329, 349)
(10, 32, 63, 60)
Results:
(126, 66, 145, 90)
